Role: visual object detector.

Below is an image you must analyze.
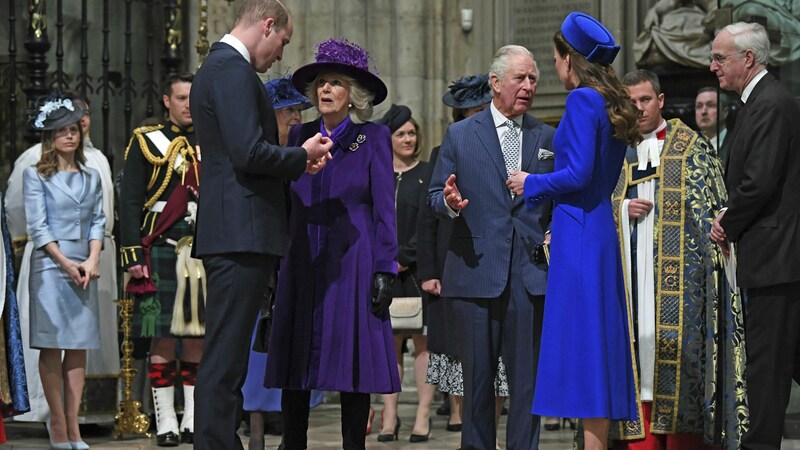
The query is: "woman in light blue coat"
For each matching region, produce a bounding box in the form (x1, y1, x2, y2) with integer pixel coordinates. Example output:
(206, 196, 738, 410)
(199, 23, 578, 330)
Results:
(23, 95, 105, 450)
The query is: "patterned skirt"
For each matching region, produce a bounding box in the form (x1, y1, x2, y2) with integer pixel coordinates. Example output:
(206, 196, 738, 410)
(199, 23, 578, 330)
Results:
(426, 352, 508, 397)
(131, 220, 199, 338)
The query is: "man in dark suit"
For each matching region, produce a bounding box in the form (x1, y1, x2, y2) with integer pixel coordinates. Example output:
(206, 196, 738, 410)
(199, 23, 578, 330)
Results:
(428, 45, 555, 450)
(189, 1, 331, 449)
(710, 21, 800, 450)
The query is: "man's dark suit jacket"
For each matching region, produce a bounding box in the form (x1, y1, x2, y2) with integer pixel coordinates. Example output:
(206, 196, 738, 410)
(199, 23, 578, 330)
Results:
(721, 72, 800, 288)
(190, 41, 308, 257)
(427, 107, 555, 298)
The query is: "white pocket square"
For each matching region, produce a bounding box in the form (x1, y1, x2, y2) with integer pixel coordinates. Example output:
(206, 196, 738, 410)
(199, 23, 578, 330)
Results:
(538, 149, 555, 160)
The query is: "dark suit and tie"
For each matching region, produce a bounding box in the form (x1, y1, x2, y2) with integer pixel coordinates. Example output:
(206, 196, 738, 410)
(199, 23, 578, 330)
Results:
(189, 32, 314, 449)
(428, 99, 554, 449)
(712, 23, 800, 450)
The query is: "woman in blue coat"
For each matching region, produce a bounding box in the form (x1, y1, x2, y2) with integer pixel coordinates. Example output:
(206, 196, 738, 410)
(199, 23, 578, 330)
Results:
(23, 95, 106, 450)
(507, 12, 641, 450)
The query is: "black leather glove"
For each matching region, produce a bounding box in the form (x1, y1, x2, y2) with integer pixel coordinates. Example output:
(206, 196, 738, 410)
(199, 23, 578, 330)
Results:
(371, 272, 395, 316)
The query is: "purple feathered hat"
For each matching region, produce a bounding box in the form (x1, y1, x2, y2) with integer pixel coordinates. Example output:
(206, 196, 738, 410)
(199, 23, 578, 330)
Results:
(292, 38, 388, 106)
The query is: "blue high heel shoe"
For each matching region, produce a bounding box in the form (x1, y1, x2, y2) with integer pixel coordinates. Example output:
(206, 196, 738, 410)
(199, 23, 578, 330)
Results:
(70, 440, 90, 449)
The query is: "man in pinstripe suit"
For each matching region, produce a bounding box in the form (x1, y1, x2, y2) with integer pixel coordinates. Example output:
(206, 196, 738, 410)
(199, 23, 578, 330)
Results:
(428, 45, 555, 450)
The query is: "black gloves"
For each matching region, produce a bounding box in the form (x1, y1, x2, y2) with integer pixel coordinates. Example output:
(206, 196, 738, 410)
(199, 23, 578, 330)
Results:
(371, 272, 395, 316)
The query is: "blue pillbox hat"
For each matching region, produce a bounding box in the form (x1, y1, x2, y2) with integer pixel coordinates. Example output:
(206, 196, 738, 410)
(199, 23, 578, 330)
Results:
(561, 12, 620, 65)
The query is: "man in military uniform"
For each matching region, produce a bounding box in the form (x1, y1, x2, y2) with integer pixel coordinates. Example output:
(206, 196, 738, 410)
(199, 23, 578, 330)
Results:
(120, 72, 204, 447)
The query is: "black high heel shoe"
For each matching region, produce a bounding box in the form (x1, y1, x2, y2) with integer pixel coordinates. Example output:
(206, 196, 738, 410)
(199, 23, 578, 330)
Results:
(543, 417, 561, 431)
(377, 417, 400, 442)
(445, 421, 462, 432)
(409, 418, 432, 443)
(566, 418, 577, 430)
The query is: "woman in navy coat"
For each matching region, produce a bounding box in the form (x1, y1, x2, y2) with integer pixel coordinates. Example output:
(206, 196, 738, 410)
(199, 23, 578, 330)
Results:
(507, 13, 641, 450)
(23, 95, 105, 449)
(264, 39, 399, 450)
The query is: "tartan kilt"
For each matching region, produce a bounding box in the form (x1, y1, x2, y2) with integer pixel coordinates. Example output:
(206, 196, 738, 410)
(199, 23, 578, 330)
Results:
(131, 220, 199, 338)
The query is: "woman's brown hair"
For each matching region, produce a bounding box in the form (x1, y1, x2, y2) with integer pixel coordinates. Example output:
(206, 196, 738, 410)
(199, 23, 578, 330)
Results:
(554, 31, 641, 147)
(36, 121, 87, 179)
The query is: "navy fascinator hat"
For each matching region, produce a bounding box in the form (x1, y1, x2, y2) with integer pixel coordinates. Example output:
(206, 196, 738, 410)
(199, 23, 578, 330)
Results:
(442, 74, 492, 109)
(263, 77, 312, 111)
(561, 12, 620, 65)
(376, 104, 412, 134)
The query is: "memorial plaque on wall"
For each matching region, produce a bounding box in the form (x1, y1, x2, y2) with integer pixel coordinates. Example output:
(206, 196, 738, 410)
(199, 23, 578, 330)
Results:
(511, 1, 598, 119)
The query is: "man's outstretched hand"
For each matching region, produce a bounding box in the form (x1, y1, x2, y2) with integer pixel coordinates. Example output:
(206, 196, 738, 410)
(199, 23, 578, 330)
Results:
(444, 174, 469, 211)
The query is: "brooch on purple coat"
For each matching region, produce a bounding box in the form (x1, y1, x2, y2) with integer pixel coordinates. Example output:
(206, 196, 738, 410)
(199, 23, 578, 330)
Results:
(349, 134, 367, 151)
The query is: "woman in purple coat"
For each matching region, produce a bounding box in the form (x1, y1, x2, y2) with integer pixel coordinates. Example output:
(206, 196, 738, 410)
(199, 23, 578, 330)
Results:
(264, 38, 400, 450)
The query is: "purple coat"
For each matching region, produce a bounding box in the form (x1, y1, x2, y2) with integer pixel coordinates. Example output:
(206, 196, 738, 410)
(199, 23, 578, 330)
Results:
(264, 118, 401, 394)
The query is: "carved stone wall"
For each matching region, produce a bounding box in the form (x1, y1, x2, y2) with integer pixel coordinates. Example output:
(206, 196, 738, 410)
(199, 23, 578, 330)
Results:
(0, 0, 664, 169)
(191, 0, 512, 161)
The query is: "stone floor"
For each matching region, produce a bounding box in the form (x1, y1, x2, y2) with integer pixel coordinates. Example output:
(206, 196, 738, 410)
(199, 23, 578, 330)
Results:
(4, 407, 800, 450)
(5, 348, 800, 450)
(1, 403, 578, 449)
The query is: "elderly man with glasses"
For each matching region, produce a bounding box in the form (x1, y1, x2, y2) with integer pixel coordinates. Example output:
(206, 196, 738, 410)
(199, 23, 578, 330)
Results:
(711, 21, 800, 450)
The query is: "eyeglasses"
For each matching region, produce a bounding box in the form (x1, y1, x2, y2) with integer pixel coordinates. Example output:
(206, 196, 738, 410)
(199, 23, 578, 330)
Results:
(708, 51, 746, 65)
(54, 125, 81, 138)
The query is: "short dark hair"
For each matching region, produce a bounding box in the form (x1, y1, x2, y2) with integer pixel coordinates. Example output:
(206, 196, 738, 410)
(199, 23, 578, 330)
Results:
(622, 69, 661, 95)
(697, 86, 730, 109)
(235, 0, 290, 30)
(162, 72, 194, 97)
(696, 86, 731, 120)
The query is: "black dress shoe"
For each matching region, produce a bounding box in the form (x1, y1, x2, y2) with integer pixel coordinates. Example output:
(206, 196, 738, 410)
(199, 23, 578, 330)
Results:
(543, 420, 561, 431)
(180, 428, 193, 444)
(156, 431, 180, 447)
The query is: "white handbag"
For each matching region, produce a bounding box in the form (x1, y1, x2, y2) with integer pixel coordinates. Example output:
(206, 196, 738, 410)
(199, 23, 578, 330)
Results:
(389, 296, 423, 332)
(389, 273, 423, 332)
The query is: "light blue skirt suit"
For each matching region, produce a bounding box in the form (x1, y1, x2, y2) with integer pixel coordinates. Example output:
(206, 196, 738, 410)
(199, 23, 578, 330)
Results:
(23, 166, 106, 350)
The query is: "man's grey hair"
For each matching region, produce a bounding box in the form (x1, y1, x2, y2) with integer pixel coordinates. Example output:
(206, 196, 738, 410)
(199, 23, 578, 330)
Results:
(488, 45, 539, 87)
(720, 22, 770, 66)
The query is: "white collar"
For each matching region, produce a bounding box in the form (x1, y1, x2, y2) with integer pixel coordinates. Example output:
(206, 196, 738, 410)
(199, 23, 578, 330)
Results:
(490, 101, 522, 129)
(220, 34, 250, 63)
(636, 120, 667, 170)
(741, 69, 768, 104)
